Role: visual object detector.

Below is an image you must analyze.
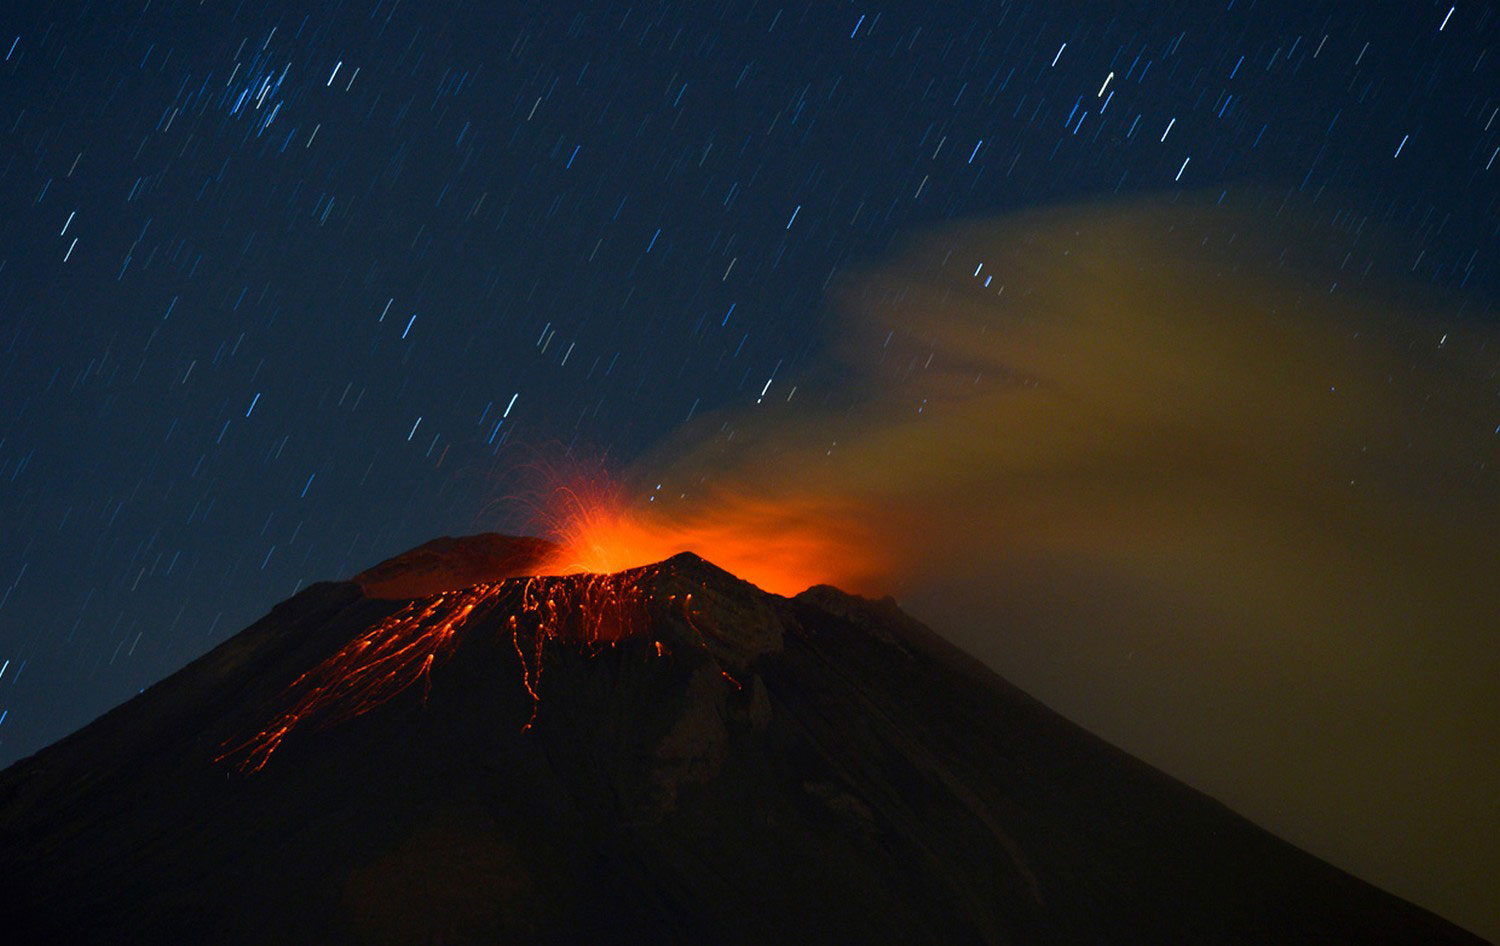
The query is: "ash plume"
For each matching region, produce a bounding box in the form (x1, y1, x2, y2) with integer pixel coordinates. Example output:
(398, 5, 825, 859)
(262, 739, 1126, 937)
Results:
(578, 196, 1500, 932)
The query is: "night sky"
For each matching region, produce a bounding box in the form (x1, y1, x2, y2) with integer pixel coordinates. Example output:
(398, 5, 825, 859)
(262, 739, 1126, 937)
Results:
(2, 0, 1498, 935)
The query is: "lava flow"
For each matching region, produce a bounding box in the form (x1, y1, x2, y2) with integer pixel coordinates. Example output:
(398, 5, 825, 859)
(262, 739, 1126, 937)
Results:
(505, 567, 659, 729)
(218, 584, 507, 773)
(218, 563, 668, 773)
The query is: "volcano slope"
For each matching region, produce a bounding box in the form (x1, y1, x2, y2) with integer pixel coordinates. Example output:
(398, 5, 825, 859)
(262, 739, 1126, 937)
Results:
(0, 534, 1485, 944)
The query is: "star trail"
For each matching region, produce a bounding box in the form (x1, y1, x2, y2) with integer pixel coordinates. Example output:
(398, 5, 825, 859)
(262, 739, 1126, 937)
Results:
(0, 0, 1497, 935)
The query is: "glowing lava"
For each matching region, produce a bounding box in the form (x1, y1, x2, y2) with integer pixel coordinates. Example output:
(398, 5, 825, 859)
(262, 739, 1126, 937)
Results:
(505, 568, 659, 729)
(219, 565, 671, 773)
(532, 477, 888, 598)
(218, 584, 507, 773)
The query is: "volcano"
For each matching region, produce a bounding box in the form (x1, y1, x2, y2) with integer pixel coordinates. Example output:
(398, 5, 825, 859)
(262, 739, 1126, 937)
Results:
(0, 534, 1484, 944)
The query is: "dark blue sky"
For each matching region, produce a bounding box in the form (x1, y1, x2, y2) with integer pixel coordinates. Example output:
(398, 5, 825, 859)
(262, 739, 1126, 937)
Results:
(1, 0, 1495, 773)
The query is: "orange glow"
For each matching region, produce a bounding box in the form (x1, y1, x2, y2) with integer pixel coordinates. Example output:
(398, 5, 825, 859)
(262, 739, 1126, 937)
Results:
(225, 426, 892, 773)
(531, 477, 891, 598)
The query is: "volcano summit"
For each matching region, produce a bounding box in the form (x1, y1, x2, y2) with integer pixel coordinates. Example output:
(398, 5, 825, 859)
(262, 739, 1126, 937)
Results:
(0, 534, 1484, 944)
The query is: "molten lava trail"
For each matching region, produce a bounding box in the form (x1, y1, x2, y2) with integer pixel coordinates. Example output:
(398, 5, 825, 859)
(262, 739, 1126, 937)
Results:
(220, 567, 669, 773)
(507, 569, 657, 730)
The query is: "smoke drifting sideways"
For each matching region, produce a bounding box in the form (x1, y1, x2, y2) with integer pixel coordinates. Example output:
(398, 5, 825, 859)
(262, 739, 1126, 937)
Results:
(542, 197, 1500, 937)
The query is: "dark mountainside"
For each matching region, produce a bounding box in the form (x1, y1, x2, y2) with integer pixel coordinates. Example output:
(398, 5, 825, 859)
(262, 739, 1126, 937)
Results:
(0, 534, 1485, 945)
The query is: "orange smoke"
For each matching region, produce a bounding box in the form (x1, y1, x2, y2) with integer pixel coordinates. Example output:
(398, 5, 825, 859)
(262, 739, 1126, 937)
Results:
(530, 474, 896, 598)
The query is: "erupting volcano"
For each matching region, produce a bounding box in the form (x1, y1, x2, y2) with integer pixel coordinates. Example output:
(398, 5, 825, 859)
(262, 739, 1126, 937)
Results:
(0, 533, 1486, 944)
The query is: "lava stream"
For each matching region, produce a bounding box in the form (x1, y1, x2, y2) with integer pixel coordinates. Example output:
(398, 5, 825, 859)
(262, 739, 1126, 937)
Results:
(220, 568, 665, 773)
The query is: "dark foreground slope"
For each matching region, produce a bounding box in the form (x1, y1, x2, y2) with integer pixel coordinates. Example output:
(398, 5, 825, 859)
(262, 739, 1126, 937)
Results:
(0, 536, 1485, 944)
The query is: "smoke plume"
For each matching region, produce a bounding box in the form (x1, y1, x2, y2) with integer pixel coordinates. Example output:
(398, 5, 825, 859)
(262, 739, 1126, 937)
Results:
(539, 196, 1499, 936)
